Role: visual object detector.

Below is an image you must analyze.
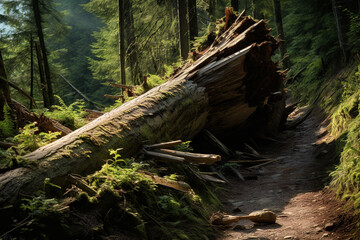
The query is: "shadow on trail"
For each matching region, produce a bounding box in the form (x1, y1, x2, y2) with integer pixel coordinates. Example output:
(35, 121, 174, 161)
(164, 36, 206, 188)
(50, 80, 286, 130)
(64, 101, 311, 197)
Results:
(217, 106, 340, 239)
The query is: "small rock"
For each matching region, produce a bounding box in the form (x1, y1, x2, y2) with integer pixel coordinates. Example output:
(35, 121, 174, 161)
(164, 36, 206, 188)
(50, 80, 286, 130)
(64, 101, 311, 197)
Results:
(313, 224, 319, 228)
(322, 233, 329, 238)
(316, 227, 323, 233)
(324, 222, 336, 231)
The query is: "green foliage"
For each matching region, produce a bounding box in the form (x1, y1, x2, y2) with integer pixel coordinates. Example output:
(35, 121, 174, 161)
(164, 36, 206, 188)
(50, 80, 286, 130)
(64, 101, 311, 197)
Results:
(89, 148, 154, 192)
(330, 65, 360, 215)
(346, 10, 360, 53)
(175, 141, 194, 152)
(13, 122, 61, 154)
(0, 121, 60, 170)
(45, 95, 87, 130)
(0, 103, 14, 138)
(84, 148, 216, 239)
(21, 193, 61, 218)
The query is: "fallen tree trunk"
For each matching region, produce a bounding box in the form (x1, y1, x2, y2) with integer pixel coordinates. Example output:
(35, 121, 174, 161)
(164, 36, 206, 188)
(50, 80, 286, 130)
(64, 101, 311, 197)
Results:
(0, 14, 284, 206)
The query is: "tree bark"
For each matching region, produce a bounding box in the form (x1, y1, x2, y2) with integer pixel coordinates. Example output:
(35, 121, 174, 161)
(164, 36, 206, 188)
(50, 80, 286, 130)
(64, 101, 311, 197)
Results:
(178, 0, 190, 60)
(0, 50, 11, 120)
(208, 0, 216, 21)
(118, 0, 126, 91)
(35, 41, 50, 108)
(124, 0, 140, 85)
(273, 0, 291, 69)
(332, 0, 347, 59)
(0, 16, 283, 206)
(231, 0, 239, 12)
(32, 0, 54, 106)
(188, 0, 198, 43)
(30, 35, 34, 109)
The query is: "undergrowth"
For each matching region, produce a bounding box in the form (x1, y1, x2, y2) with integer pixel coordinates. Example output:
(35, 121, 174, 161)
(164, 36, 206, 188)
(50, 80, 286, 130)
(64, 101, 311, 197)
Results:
(84, 148, 217, 239)
(3, 146, 220, 239)
(0, 122, 61, 170)
(313, 62, 360, 235)
(45, 95, 88, 130)
(0, 103, 15, 138)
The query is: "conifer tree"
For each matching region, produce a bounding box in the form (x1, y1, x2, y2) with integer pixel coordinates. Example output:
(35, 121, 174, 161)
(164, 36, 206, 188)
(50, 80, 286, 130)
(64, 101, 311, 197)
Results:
(273, 0, 291, 69)
(178, 0, 189, 60)
(0, 50, 11, 120)
(188, 0, 198, 43)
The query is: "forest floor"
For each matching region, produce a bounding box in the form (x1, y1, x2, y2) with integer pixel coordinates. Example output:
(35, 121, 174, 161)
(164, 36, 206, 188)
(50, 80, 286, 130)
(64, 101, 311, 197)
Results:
(217, 106, 354, 240)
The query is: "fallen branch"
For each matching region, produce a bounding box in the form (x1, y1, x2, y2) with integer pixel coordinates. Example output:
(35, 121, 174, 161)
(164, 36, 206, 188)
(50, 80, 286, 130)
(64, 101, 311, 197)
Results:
(104, 94, 123, 99)
(67, 174, 97, 196)
(143, 140, 182, 149)
(142, 174, 191, 192)
(154, 148, 221, 165)
(198, 173, 226, 183)
(6, 80, 37, 108)
(203, 130, 233, 156)
(59, 74, 103, 110)
(228, 165, 245, 181)
(235, 151, 266, 160)
(210, 166, 229, 183)
(244, 143, 260, 156)
(143, 149, 185, 164)
(107, 82, 134, 89)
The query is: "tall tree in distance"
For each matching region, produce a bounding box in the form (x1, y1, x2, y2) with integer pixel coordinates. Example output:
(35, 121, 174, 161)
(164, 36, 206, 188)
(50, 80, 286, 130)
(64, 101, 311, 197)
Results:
(231, 0, 239, 12)
(188, 0, 198, 44)
(124, 0, 140, 84)
(332, 0, 347, 59)
(178, 0, 189, 60)
(208, 0, 216, 21)
(273, 0, 291, 69)
(0, 50, 11, 120)
(32, 0, 54, 106)
(118, 0, 126, 89)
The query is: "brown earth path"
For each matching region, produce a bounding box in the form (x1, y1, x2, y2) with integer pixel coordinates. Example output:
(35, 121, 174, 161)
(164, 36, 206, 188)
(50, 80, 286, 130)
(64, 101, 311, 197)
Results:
(217, 107, 353, 240)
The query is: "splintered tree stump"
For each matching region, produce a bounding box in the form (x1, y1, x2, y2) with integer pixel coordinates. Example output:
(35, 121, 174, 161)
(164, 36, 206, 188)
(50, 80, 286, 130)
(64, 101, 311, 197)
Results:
(0, 14, 284, 206)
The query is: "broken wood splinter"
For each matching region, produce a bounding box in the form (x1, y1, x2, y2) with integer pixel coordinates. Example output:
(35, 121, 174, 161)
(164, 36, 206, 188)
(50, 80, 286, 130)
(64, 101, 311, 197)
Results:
(155, 148, 221, 165)
(143, 149, 185, 163)
(143, 140, 182, 149)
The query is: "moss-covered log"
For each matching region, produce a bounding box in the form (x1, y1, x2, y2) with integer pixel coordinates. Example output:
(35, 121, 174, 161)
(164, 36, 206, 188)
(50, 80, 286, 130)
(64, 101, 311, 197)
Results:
(0, 15, 283, 206)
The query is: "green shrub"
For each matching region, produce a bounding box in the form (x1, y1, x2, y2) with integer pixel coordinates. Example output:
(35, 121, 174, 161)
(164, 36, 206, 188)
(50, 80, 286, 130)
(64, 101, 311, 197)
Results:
(45, 95, 87, 130)
(0, 103, 15, 138)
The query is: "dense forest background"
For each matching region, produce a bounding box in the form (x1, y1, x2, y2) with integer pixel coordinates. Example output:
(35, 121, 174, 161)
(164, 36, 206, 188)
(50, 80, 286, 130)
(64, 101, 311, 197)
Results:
(1, 0, 360, 238)
(1, 0, 358, 110)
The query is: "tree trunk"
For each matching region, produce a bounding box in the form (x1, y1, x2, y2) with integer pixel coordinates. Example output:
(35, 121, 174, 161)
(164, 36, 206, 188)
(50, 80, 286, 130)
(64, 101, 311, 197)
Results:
(0, 50, 11, 120)
(0, 16, 284, 206)
(118, 0, 126, 91)
(124, 0, 140, 85)
(188, 0, 198, 44)
(273, 0, 291, 69)
(332, 0, 347, 59)
(178, 0, 190, 60)
(30, 35, 34, 109)
(208, 0, 216, 21)
(231, 0, 239, 12)
(32, 0, 54, 106)
(35, 41, 50, 108)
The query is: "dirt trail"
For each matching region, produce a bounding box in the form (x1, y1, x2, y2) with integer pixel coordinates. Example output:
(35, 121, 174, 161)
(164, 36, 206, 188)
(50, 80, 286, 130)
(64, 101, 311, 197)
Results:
(218, 107, 352, 240)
